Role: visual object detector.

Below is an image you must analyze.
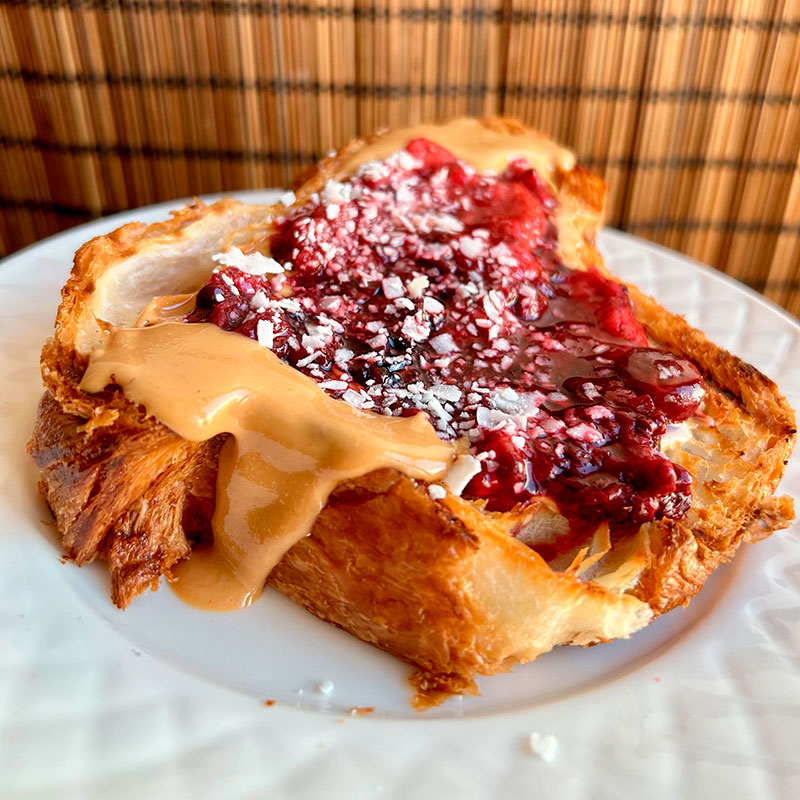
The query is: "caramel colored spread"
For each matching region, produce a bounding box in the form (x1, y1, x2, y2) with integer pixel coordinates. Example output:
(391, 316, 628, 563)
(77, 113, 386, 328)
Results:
(335, 118, 576, 180)
(80, 322, 454, 609)
(134, 293, 196, 326)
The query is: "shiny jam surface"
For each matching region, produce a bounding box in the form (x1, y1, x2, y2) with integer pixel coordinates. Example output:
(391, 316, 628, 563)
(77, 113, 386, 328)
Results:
(186, 138, 705, 538)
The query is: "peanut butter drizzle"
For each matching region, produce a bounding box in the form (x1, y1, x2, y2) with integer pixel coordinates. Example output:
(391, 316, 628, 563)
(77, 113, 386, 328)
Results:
(134, 293, 196, 326)
(80, 322, 454, 610)
(336, 118, 576, 182)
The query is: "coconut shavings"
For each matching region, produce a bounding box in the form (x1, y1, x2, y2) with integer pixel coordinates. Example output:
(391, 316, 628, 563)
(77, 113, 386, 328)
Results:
(212, 248, 286, 276)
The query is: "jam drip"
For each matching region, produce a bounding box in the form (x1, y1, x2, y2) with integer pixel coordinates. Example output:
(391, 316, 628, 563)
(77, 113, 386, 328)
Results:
(186, 138, 704, 541)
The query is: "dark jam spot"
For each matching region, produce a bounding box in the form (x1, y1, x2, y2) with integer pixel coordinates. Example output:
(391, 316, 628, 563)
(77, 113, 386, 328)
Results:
(187, 139, 705, 546)
(617, 349, 703, 421)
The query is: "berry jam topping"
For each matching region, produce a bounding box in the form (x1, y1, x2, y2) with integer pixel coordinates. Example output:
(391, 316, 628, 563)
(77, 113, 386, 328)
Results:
(186, 139, 705, 541)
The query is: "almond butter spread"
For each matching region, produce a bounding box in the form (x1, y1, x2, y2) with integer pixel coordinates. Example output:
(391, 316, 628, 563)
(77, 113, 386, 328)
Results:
(80, 323, 453, 609)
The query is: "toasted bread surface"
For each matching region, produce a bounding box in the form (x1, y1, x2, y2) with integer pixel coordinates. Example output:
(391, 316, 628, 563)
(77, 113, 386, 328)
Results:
(29, 118, 796, 699)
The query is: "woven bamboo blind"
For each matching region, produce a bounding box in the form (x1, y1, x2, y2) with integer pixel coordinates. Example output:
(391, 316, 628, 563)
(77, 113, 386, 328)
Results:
(2, 1, 800, 316)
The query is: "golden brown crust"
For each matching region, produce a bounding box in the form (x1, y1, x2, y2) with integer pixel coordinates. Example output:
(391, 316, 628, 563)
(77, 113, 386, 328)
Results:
(268, 471, 485, 677)
(629, 285, 796, 435)
(30, 390, 224, 607)
(624, 285, 796, 613)
(28, 118, 796, 701)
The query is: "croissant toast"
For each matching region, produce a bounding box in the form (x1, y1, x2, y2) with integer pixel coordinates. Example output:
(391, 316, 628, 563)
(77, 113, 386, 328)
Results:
(29, 118, 796, 704)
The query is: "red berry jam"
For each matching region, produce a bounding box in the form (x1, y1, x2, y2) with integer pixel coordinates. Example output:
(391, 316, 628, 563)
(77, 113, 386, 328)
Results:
(187, 139, 705, 542)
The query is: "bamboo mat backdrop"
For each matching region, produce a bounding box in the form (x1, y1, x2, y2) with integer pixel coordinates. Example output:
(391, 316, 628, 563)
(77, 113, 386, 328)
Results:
(2, 1, 800, 317)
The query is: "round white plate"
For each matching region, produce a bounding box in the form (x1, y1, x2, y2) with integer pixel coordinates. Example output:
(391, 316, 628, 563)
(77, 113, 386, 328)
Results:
(2, 192, 799, 798)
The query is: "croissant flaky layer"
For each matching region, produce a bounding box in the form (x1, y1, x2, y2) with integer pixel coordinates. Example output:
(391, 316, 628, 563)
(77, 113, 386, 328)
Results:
(29, 118, 796, 701)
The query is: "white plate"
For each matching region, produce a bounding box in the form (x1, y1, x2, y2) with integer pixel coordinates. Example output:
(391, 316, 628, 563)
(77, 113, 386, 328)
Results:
(1, 192, 799, 798)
